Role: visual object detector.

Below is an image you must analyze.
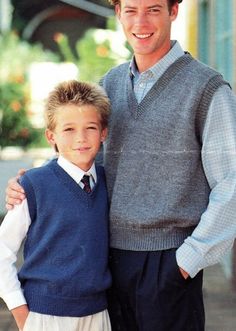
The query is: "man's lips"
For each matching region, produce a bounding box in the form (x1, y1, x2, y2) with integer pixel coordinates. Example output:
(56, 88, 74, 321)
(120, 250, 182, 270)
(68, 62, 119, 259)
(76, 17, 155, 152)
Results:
(133, 33, 154, 39)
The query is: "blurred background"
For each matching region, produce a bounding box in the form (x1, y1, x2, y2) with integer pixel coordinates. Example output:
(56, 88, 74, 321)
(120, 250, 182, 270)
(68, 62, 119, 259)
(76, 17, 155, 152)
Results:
(0, 0, 236, 330)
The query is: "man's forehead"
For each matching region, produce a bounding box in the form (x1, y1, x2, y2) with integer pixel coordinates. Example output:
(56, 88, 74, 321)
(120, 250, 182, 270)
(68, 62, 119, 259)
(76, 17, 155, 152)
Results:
(120, 0, 166, 6)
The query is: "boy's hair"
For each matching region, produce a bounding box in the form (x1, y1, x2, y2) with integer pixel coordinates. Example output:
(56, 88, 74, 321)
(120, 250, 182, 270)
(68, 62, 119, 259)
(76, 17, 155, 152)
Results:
(45, 80, 110, 131)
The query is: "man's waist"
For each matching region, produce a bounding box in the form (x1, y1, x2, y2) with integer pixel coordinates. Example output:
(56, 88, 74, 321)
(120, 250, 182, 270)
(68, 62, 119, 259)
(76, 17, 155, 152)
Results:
(109, 220, 196, 251)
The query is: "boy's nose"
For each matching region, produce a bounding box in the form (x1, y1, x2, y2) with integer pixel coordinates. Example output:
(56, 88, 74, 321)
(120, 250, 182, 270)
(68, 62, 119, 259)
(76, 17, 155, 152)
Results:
(76, 130, 86, 142)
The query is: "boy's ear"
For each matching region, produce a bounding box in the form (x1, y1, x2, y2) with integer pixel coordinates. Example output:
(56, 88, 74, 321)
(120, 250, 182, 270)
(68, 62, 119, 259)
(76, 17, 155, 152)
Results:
(45, 129, 56, 147)
(101, 128, 108, 143)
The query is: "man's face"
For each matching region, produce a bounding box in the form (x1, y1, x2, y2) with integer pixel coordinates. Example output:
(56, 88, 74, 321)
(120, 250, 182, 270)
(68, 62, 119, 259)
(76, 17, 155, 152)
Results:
(116, 0, 178, 68)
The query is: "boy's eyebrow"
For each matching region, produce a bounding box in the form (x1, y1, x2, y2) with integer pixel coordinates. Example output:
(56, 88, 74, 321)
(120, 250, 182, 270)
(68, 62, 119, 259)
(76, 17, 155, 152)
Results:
(62, 122, 76, 126)
(62, 121, 100, 126)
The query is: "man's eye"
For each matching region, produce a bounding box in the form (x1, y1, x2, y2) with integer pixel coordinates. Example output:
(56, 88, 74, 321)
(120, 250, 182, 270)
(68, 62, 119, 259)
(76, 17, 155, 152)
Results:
(64, 128, 73, 131)
(148, 8, 160, 13)
(124, 9, 136, 14)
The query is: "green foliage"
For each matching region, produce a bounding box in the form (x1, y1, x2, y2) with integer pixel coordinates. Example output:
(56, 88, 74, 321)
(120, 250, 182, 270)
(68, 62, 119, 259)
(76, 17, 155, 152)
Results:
(54, 26, 131, 83)
(0, 32, 59, 84)
(75, 30, 118, 82)
(0, 32, 58, 148)
(0, 82, 43, 148)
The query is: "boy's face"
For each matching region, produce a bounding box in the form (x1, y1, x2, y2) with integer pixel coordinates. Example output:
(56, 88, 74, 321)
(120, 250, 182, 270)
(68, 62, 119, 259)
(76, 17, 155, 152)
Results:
(46, 104, 107, 171)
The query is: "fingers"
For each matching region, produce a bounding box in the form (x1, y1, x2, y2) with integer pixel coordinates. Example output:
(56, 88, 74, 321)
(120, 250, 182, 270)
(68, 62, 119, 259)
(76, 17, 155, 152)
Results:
(17, 168, 27, 177)
(5, 176, 26, 209)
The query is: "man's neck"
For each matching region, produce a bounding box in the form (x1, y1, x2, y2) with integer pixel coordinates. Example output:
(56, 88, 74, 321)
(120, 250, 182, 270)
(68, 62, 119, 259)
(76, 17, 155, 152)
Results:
(134, 42, 172, 73)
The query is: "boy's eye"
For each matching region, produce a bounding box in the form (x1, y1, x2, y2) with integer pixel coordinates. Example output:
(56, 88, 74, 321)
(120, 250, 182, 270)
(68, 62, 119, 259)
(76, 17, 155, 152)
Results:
(64, 128, 73, 132)
(87, 126, 97, 130)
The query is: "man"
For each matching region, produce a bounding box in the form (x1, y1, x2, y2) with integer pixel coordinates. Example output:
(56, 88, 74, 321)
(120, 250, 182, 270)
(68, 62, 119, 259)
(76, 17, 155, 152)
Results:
(6, 0, 236, 330)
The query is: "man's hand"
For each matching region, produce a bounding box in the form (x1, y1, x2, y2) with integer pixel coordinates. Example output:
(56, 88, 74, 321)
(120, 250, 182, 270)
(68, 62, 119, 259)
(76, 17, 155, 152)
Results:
(179, 267, 189, 279)
(11, 304, 29, 331)
(5, 169, 26, 210)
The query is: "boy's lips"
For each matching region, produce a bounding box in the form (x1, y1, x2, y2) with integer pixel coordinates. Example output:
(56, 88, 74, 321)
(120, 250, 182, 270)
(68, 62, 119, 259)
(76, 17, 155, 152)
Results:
(74, 147, 90, 152)
(133, 33, 154, 39)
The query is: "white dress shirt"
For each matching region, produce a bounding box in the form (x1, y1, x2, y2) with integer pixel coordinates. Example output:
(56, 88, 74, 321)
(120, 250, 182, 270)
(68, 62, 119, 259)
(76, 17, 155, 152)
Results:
(0, 156, 97, 310)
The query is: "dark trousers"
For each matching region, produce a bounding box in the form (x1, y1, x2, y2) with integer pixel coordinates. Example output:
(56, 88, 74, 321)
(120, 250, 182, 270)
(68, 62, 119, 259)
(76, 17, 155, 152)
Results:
(108, 248, 205, 331)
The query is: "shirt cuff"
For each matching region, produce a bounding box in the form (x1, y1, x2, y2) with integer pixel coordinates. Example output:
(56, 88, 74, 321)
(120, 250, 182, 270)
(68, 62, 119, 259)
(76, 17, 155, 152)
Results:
(176, 242, 205, 278)
(3, 290, 27, 311)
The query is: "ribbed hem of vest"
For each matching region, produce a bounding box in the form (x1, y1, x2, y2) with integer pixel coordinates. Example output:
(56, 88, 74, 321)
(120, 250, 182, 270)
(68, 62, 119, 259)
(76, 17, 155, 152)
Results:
(24, 290, 107, 317)
(110, 223, 195, 251)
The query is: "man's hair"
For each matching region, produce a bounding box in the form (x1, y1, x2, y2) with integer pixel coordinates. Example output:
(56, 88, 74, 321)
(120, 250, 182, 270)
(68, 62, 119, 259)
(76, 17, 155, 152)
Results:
(108, 0, 182, 6)
(45, 80, 110, 131)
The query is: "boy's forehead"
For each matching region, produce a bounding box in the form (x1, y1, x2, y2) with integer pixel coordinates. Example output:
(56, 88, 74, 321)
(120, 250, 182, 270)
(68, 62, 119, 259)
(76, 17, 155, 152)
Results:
(58, 103, 98, 113)
(56, 104, 102, 122)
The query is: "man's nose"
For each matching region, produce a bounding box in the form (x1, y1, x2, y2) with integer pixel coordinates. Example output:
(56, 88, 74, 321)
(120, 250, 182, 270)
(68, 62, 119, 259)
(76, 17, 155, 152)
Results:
(134, 12, 149, 25)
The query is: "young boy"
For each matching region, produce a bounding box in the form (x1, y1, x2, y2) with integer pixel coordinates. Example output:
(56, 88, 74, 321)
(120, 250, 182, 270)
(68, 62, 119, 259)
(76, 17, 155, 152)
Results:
(0, 80, 112, 331)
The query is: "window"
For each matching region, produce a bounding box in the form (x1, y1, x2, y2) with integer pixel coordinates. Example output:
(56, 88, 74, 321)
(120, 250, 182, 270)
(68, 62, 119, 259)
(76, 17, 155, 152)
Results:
(215, 0, 233, 82)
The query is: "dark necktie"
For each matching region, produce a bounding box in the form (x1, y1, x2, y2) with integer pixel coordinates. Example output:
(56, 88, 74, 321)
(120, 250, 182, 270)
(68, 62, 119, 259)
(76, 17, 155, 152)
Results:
(81, 175, 92, 193)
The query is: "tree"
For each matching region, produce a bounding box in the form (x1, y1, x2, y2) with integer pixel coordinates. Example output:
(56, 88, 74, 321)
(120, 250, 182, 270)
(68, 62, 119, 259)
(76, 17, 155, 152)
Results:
(0, 32, 59, 148)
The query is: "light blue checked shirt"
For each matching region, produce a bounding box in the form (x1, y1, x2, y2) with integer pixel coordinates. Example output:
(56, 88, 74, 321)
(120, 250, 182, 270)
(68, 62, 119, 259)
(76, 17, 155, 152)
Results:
(131, 41, 236, 277)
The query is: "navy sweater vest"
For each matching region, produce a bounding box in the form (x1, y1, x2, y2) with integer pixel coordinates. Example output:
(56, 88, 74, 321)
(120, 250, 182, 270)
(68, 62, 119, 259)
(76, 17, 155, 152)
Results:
(18, 159, 111, 317)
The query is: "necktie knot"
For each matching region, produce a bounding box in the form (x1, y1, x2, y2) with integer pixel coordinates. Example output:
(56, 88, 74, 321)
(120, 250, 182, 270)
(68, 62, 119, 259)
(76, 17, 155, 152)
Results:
(81, 175, 92, 193)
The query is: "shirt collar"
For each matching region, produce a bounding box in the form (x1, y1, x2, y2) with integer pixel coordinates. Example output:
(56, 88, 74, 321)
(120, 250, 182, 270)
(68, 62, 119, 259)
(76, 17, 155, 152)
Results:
(57, 155, 97, 184)
(129, 40, 185, 79)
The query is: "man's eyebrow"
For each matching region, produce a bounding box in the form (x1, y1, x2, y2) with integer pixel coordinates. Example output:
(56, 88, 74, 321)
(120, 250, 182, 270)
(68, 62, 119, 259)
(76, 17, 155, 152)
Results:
(123, 4, 163, 9)
(148, 4, 163, 9)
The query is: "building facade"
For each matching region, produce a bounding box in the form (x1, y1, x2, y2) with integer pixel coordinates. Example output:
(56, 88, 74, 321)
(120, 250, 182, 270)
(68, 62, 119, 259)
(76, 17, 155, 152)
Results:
(185, 0, 236, 90)
(184, 0, 236, 289)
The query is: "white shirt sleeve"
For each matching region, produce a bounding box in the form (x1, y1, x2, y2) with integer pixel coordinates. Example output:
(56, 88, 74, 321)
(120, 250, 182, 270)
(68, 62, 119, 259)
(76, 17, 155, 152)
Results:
(176, 85, 236, 278)
(0, 199, 31, 310)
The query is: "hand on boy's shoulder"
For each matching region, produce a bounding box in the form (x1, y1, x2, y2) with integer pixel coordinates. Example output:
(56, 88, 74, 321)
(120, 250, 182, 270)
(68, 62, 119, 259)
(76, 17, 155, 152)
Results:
(5, 169, 26, 210)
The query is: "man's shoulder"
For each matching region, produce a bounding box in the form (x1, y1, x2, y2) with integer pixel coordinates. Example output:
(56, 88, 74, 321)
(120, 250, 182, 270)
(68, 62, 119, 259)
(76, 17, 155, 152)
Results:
(100, 61, 130, 85)
(188, 55, 224, 79)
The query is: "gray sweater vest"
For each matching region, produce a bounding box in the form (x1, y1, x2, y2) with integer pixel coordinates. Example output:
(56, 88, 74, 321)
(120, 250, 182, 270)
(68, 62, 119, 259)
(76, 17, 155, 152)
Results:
(101, 54, 229, 251)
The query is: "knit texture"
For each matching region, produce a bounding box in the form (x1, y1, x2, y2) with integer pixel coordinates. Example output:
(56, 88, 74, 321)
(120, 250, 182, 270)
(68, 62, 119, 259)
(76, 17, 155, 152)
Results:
(101, 53, 230, 251)
(18, 159, 111, 317)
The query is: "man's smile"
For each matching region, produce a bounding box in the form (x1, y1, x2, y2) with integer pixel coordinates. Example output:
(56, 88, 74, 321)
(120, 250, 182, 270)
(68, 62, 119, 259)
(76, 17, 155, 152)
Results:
(133, 33, 154, 39)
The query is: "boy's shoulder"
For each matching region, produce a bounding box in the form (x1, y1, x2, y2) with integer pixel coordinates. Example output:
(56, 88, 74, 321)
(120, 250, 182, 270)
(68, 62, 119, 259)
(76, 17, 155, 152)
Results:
(95, 164, 105, 178)
(21, 159, 56, 183)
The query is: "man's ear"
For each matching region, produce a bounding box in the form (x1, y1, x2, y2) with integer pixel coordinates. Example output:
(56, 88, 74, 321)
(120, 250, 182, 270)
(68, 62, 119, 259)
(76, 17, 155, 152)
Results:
(170, 3, 179, 22)
(115, 4, 121, 19)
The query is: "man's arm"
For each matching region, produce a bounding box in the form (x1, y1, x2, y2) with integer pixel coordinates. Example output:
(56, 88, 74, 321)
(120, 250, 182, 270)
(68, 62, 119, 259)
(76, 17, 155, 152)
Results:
(5, 169, 26, 210)
(176, 85, 236, 277)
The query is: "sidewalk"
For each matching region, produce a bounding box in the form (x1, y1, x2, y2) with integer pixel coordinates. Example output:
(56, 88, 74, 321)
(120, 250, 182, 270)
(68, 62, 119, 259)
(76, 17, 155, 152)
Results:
(0, 263, 236, 331)
(203, 264, 236, 330)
